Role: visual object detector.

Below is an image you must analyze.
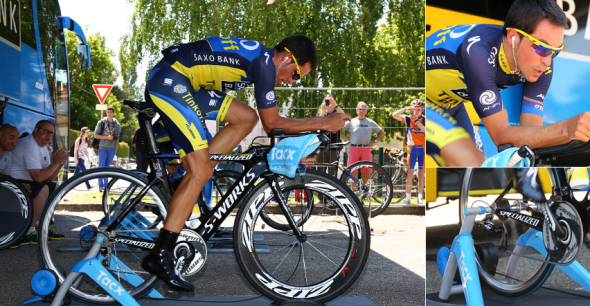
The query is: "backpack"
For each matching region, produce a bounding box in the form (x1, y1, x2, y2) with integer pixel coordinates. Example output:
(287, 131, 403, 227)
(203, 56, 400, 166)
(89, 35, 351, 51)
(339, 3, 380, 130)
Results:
(91, 120, 105, 151)
(69, 138, 81, 157)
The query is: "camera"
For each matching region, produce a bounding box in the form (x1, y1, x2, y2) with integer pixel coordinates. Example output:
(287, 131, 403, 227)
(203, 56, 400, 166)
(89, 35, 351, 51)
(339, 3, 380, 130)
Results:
(325, 99, 330, 106)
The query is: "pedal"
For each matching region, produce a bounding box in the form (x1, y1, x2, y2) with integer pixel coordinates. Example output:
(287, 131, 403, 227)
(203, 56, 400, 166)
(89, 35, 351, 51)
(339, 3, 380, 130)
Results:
(543, 201, 583, 265)
(176, 229, 207, 276)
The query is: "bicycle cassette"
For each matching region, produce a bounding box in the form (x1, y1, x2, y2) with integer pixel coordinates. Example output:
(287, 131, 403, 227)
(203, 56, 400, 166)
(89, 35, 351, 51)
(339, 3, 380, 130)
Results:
(174, 229, 207, 277)
(543, 201, 583, 265)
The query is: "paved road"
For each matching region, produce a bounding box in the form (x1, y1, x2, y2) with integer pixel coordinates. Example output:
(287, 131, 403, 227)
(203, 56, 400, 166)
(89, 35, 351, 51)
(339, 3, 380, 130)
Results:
(426, 197, 590, 304)
(3, 213, 425, 306)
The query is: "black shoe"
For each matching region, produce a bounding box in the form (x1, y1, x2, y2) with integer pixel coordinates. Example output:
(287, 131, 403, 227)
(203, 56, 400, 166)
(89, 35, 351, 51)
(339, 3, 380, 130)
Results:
(141, 229, 194, 291)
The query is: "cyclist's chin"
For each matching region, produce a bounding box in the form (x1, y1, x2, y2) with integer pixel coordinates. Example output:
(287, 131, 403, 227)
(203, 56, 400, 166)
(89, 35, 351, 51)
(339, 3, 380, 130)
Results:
(523, 72, 541, 83)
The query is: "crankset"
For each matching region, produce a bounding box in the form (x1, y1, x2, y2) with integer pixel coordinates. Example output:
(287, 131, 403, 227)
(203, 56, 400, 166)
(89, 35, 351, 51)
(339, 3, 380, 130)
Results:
(175, 229, 207, 277)
(542, 201, 583, 265)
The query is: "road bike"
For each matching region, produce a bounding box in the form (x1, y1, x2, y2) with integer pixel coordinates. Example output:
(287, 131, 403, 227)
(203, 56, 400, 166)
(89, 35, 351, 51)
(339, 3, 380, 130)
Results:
(36, 100, 371, 304)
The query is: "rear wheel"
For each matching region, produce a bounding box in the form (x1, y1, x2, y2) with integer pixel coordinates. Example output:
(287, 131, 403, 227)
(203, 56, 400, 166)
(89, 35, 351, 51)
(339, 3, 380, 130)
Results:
(0, 175, 33, 249)
(340, 161, 394, 217)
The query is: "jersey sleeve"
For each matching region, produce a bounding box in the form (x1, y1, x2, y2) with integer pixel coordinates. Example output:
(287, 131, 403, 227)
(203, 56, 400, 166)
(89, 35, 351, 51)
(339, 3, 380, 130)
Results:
(521, 64, 553, 117)
(250, 48, 277, 109)
(460, 41, 503, 118)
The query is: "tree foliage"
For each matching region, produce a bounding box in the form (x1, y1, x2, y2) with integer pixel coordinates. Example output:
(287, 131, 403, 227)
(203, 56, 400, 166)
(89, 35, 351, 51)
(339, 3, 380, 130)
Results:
(120, 0, 425, 141)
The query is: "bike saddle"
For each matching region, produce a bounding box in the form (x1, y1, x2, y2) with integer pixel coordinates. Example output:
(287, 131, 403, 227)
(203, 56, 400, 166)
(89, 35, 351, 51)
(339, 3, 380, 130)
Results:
(123, 100, 150, 110)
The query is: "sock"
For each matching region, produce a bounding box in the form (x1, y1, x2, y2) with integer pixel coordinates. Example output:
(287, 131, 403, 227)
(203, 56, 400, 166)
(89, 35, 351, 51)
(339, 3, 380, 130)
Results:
(27, 227, 36, 235)
(418, 194, 423, 201)
(406, 193, 411, 200)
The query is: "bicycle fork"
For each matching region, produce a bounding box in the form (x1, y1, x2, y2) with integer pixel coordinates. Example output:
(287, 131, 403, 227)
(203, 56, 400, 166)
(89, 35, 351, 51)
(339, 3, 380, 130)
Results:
(262, 173, 306, 241)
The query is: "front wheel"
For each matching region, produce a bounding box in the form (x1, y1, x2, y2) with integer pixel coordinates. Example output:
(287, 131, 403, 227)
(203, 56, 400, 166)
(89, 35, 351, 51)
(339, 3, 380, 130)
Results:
(0, 175, 33, 249)
(234, 169, 371, 302)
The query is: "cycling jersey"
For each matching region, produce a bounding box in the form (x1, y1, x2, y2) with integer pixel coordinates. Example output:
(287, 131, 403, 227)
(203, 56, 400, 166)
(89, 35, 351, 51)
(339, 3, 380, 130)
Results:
(425, 102, 472, 166)
(145, 36, 277, 158)
(426, 24, 552, 118)
(403, 115, 425, 147)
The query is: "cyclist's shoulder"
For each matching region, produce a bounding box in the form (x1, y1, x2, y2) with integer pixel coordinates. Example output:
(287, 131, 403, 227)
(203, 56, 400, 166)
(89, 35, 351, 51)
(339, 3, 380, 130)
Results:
(206, 37, 270, 61)
(427, 24, 501, 51)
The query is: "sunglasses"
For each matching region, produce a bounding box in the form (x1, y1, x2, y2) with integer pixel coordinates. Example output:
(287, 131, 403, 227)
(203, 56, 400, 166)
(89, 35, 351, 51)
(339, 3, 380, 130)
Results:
(509, 28, 563, 58)
(284, 47, 301, 81)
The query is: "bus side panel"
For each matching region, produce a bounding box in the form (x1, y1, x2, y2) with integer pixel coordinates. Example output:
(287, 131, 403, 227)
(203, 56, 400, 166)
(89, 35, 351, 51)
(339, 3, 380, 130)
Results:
(0, 43, 21, 100)
(19, 42, 49, 113)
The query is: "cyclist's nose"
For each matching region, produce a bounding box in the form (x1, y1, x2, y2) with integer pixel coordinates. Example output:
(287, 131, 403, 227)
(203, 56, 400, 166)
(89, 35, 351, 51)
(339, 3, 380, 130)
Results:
(540, 55, 551, 67)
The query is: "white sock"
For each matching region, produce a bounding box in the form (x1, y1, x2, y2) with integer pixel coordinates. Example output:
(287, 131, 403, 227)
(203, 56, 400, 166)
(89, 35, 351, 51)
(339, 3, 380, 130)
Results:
(418, 194, 423, 201)
(406, 193, 411, 200)
(27, 227, 36, 235)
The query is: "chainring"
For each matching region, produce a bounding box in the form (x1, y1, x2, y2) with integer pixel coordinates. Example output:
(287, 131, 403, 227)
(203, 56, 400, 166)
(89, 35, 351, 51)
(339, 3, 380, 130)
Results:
(175, 229, 207, 276)
(542, 201, 583, 265)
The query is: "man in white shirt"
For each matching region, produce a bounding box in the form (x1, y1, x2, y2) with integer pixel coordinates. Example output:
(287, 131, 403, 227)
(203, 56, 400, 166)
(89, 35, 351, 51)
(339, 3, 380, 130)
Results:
(10, 120, 68, 245)
(0, 124, 19, 175)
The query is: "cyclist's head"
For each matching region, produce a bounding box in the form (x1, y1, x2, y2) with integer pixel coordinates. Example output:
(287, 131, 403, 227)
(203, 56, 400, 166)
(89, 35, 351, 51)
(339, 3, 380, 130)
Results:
(0, 123, 19, 152)
(410, 99, 424, 117)
(274, 35, 317, 84)
(502, 0, 566, 82)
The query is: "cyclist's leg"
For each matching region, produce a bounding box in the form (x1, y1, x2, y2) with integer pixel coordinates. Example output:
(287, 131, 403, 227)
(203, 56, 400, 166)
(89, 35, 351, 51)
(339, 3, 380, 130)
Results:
(143, 60, 213, 291)
(448, 103, 484, 152)
(30, 183, 49, 231)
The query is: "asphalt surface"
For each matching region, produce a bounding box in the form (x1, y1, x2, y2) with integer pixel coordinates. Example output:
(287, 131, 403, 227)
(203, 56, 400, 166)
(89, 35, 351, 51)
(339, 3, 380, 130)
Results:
(2, 210, 425, 306)
(426, 196, 590, 305)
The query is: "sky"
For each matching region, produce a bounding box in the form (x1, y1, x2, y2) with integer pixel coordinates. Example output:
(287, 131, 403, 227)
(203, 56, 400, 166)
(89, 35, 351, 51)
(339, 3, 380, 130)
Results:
(59, 0, 144, 86)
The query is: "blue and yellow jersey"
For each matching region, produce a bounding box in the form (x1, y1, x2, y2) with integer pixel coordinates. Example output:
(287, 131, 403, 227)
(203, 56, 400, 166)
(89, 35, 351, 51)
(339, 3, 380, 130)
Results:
(161, 36, 277, 109)
(425, 102, 472, 166)
(403, 115, 425, 147)
(426, 24, 552, 118)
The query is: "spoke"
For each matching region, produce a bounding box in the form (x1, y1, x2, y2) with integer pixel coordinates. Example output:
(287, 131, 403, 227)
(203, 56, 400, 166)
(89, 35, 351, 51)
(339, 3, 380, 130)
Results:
(305, 240, 339, 267)
(272, 243, 298, 275)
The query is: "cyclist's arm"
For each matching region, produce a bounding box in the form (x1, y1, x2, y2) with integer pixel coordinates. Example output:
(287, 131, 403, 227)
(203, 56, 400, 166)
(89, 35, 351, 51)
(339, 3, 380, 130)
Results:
(392, 107, 409, 122)
(482, 111, 590, 148)
(258, 107, 350, 134)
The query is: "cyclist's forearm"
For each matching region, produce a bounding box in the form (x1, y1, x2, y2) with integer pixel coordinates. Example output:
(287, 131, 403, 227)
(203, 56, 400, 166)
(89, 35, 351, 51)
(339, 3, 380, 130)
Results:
(489, 123, 570, 149)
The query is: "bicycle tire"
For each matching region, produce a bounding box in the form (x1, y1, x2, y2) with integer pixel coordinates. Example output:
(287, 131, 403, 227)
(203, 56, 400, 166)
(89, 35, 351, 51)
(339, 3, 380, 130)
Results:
(340, 161, 394, 217)
(38, 168, 168, 304)
(234, 169, 371, 302)
(0, 175, 33, 250)
(383, 163, 406, 204)
(460, 168, 554, 298)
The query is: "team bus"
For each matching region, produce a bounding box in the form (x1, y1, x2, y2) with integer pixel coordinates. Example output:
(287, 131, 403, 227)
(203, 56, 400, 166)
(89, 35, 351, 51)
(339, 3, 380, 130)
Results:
(0, 0, 91, 156)
(426, 0, 590, 164)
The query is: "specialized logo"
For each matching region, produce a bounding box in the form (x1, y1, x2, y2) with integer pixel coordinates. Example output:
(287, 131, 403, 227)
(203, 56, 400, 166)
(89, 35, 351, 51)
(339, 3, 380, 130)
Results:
(208, 91, 222, 98)
(112, 238, 155, 249)
(96, 270, 125, 296)
(497, 211, 540, 227)
(466, 36, 480, 54)
(264, 52, 270, 64)
(164, 78, 173, 86)
(488, 47, 498, 67)
(210, 154, 253, 161)
(174, 84, 187, 94)
(479, 90, 496, 105)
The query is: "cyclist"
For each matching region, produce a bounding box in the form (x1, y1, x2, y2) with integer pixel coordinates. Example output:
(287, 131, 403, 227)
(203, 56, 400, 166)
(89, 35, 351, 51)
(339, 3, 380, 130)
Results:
(426, 0, 590, 152)
(141, 34, 350, 291)
(0, 124, 19, 175)
(392, 99, 425, 204)
(425, 102, 486, 167)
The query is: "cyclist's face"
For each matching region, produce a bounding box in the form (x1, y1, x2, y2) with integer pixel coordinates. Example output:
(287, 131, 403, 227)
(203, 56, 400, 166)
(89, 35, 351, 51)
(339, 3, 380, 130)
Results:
(275, 61, 311, 85)
(514, 19, 564, 82)
(411, 107, 423, 118)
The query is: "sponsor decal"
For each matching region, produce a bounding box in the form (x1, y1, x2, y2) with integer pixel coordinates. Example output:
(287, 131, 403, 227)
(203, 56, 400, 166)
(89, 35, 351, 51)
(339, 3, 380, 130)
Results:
(171, 48, 178, 53)
(209, 154, 253, 161)
(488, 47, 497, 67)
(0, 232, 15, 245)
(209, 99, 217, 106)
(240, 40, 260, 51)
(1, 181, 28, 218)
(112, 238, 155, 249)
(255, 272, 333, 298)
(221, 81, 250, 91)
(96, 270, 125, 296)
(537, 94, 545, 100)
(450, 88, 470, 100)
(497, 211, 540, 227)
(35, 82, 43, 90)
(204, 169, 257, 234)
(193, 54, 241, 66)
(466, 36, 480, 54)
(164, 78, 173, 86)
(426, 55, 448, 66)
(449, 24, 476, 39)
(0, 0, 20, 50)
(479, 90, 496, 105)
(264, 52, 270, 64)
(270, 148, 296, 161)
(174, 84, 187, 94)
(458, 250, 473, 288)
(208, 91, 222, 98)
(266, 91, 275, 101)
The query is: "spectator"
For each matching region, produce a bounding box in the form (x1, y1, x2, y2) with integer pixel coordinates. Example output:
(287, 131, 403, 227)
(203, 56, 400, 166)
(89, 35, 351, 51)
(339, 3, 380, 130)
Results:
(10, 120, 68, 245)
(342, 101, 385, 185)
(94, 106, 121, 191)
(73, 127, 94, 189)
(133, 127, 148, 171)
(392, 99, 426, 204)
(0, 124, 19, 175)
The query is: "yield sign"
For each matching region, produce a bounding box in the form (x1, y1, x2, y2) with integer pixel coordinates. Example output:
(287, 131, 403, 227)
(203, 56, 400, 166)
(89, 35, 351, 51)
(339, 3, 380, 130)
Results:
(92, 84, 114, 104)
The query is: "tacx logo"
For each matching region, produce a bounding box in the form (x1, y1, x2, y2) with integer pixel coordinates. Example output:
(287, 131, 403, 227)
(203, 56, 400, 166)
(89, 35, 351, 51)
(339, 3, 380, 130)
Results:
(96, 270, 125, 296)
(270, 148, 296, 161)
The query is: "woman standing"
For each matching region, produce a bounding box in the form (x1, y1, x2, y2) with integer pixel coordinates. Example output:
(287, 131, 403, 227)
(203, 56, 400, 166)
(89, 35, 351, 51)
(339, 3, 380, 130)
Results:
(73, 127, 94, 189)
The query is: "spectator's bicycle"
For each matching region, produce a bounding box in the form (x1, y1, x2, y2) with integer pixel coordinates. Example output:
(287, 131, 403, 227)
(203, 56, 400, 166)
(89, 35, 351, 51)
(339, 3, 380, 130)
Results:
(36, 101, 371, 304)
(0, 174, 34, 250)
(451, 167, 590, 299)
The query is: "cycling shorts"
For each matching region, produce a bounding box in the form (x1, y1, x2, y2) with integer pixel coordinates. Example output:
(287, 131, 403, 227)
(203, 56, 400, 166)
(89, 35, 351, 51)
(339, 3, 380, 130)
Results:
(407, 145, 424, 170)
(425, 102, 472, 166)
(145, 60, 233, 158)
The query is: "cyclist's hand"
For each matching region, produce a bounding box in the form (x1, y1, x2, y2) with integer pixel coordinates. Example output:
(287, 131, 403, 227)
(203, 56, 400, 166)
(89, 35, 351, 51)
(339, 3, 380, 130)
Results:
(567, 112, 590, 142)
(57, 148, 69, 164)
(108, 135, 114, 141)
(324, 113, 351, 132)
